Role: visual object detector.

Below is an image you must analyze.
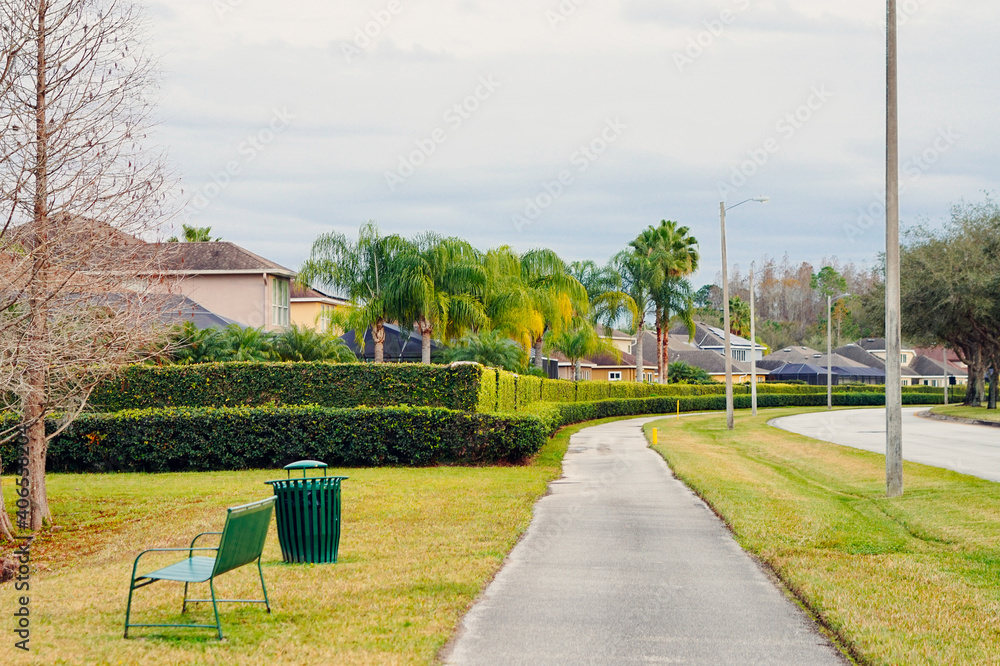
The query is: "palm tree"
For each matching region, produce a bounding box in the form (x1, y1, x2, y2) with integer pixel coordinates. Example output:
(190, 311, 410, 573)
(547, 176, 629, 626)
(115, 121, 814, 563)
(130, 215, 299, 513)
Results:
(611, 249, 657, 382)
(729, 296, 751, 338)
(440, 330, 524, 372)
(272, 324, 356, 363)
(219, 324, 275, 362)
(521, 249, 589, 369)
(170, 322, 229, 364)
(630, 221, 700, 383)
(546, 321, 622, 381)
(480, 246, 546, 363)
(299, 221, 413, 363)
(387, 234, 488, 364)
(167, 224, 220, 242)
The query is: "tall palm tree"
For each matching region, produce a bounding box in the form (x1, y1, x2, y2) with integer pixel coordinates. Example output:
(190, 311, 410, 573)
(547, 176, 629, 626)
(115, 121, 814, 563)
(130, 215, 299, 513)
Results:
(299, 221, 413, 363)
(630, 221, 700, 383)
(388, 234, 489, 364)
(546, 321, 622, 381)
(521, 249, 589, 369)
(480, 246, 546, 363)
(611, 249, 657, 382)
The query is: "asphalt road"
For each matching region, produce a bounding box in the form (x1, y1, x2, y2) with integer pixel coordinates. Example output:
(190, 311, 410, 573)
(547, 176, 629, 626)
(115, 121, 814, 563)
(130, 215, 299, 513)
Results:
(443, 418, 845, 665)
(771, 407, 1000, 483)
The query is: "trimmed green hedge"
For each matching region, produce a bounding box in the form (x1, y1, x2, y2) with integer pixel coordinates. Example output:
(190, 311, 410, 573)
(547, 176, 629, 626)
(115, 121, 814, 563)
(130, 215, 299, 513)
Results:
(90, 362, 486, 412)
(0, 405, 545, 472)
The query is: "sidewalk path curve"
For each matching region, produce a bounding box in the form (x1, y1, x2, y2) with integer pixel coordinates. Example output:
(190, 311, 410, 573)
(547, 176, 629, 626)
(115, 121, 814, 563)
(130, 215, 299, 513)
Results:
(444, 417, 845, 665)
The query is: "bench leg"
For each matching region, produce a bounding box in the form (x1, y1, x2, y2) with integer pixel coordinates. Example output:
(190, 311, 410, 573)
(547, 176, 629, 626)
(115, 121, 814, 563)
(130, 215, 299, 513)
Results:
(124, 580, 136, 639)
(182, 582, 190, 614)
(257, 558, 271, 614)
(210, 579, 223, 641)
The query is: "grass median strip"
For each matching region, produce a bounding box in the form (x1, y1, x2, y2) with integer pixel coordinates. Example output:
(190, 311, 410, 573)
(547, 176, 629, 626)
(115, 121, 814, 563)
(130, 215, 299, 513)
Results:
(646, 407, 1000, 665)
(931, 404, 1000, 424)
(0, 415, 642, 664)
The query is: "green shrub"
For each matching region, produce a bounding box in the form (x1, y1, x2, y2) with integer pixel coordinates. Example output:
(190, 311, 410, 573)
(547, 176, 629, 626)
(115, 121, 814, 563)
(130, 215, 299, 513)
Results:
(0, 405, 546, 472)
(541, 378, 577, 403)
(476, 367, 498, 413)
(497, 371, 517, 412)
(90, 362, 485, 412)
(517, 375, 544, 410)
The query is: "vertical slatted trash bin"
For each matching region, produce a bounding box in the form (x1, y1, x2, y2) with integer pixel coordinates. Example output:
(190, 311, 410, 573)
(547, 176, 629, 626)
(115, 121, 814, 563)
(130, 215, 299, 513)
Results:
(265, 461, 348, 564)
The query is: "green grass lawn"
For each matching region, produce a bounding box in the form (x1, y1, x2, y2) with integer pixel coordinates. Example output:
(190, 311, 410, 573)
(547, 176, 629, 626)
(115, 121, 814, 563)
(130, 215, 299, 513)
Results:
(931, 404, 1000, 423)
(647, 407, 1000, 665)
(0, 418, 632, 665)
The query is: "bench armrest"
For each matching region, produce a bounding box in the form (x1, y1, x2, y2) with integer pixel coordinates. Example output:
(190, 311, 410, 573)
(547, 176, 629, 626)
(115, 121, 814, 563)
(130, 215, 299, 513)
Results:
(190, 532, 224, 551)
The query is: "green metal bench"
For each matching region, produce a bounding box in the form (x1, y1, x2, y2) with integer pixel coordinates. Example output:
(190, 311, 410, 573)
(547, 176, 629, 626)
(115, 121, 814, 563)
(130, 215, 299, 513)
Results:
(124, 497, 275, 640)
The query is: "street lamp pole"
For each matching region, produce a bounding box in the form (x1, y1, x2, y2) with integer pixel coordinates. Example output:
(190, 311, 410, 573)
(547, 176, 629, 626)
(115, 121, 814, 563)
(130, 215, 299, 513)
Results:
(886, 0, 904, 497)
(750, 262, 758, 417)
(721, 196, 768, 431)
(827, 293, 850, 410)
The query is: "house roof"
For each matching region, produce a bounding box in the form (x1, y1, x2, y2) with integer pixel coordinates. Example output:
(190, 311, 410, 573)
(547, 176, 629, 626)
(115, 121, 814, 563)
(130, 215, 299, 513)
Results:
(290, 283, 348, 304)
(762, 346, 865, 368)
(858, 338, 886, 352)
(594, 324, 634, 341)
(835, 344, 886, 370)
(155, 294, 240, 329)
(670, 349, 766, 376)
(672, 321, 755, 349)
(587, 349, 636, 368)
(766, 363, 885, 379)
(909, 354, 965, 378)
(154, 242, 296, 276)
(340, 323, 441, 362)
(548, 350, 598, 368)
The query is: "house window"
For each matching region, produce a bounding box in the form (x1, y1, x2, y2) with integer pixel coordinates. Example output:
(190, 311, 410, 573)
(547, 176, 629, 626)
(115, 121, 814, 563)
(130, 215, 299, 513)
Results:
(272, 278, 289, 326)
(609, 372, 622, 382)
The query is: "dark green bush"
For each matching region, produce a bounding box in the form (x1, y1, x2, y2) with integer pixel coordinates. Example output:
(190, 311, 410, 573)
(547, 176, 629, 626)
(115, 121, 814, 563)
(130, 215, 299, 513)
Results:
(90, 362, 485, 412)
(0, 405, 545, 473)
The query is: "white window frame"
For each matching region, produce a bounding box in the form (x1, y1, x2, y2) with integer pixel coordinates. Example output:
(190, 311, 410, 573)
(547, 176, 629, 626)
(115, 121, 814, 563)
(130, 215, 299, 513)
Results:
(271, 278, 289, 327)
(608, 372, 622, 382)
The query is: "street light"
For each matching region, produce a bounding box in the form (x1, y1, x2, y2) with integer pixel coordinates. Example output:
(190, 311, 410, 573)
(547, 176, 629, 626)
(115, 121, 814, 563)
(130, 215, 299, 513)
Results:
(827, 293, 851, 410)
(721, 196, 769, 430)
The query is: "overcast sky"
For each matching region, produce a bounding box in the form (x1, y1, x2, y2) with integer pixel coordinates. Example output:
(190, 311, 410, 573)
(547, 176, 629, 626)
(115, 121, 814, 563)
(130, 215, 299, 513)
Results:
(147, 0, 999, 288)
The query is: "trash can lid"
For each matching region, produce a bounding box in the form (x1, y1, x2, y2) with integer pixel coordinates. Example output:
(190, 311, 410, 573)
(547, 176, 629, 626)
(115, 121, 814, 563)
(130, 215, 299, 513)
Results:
(284, 460, 328, 470)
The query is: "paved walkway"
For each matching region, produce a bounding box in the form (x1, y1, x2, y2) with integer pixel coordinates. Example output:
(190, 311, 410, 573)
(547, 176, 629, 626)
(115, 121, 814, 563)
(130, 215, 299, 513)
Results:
(444, 418, 844, 665)
(772, 407, 1000, 483)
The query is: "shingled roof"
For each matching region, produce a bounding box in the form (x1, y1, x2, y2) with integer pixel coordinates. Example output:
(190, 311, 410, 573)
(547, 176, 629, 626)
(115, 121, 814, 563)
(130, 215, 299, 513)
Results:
(155, 242, 295, 275)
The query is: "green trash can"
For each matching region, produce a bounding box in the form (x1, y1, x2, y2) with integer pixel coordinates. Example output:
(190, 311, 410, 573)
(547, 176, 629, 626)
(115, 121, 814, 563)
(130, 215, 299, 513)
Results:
(265, 461, 348, 564)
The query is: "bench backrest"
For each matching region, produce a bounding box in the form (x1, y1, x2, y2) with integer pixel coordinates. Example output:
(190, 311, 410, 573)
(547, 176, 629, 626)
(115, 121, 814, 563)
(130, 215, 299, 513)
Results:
(212, 497, 275, 577)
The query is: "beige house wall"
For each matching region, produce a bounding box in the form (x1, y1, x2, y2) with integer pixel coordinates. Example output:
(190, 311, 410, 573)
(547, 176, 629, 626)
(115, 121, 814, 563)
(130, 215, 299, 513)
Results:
(291, 301, 324, 331)
(168, 273, 291, 332)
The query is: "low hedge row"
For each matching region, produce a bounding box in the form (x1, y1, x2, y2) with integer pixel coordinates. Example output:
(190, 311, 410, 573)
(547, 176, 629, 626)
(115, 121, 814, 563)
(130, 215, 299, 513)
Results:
(0, 405, 545, 473)
(523, 391, 948, 434)
(89, 362, 485, 412)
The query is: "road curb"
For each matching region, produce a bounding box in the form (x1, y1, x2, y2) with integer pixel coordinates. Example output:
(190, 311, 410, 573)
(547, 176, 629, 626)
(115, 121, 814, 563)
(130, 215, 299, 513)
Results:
(917, 410, 1000, 429)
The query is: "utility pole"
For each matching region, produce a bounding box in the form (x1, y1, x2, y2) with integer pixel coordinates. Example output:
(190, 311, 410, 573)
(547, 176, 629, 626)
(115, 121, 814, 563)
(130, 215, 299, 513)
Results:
(885, 0, 904, 498)
(828, 295, 833, 410)
(721, 202, 734, 430)
(750, 263, 758, 416)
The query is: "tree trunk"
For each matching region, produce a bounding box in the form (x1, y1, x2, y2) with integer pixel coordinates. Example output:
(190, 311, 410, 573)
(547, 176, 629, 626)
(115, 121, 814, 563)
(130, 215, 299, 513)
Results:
(419, 319, 432, 364)
(663, 326, 670, 384)
(574, 359, 581, 382)
(965, 346, 984, 407)
(656, 323, 664, 384)
(634, 325, 644, 383)
(990, 362, 999, 411)
(372, 320, 386, 364)
(534, 338, 544, 369)
(26, 1, 52, 530)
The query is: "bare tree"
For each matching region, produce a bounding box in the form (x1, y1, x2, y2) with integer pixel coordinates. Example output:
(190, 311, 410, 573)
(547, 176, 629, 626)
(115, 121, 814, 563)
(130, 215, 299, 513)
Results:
(0, 0, 176, 535)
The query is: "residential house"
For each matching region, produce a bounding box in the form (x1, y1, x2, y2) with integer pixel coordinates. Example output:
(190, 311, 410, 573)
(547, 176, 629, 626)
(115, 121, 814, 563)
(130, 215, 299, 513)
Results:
(857, 338, 918, 366)
(670, 322, 766, 363)
(290, 284, 348, 333)
(153, 242, 297, 332)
